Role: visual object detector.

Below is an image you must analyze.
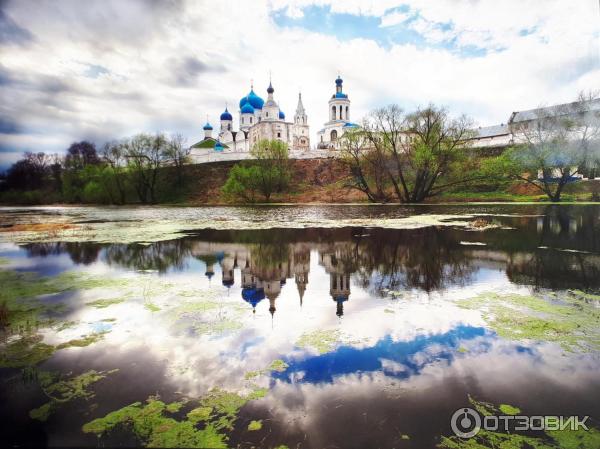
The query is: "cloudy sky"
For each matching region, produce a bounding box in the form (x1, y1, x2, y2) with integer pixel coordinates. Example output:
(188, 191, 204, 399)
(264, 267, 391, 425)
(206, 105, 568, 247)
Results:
(1, 0, 599, 169)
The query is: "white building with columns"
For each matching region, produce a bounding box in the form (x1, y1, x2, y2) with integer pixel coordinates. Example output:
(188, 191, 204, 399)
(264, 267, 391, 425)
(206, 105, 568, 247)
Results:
(317, 75, 359, 149)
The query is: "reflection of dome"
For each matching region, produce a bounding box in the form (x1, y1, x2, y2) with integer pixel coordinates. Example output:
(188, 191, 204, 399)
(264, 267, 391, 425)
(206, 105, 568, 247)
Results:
(222, 279, 234, 287)
(220, 107, 232, 121)
(241, 103, 255, 114)
(278, 110, 285, 119)
(203, 122, 213, 130)
(242, 287, 265, 310)
(239, 89, 264, 110)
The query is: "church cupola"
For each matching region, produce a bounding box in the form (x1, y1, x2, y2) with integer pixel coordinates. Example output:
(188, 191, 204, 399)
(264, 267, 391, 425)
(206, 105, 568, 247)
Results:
(262, 77, 280, 121)
(203, 120, 213, 139)
(220, 106, 233, 132)
(328, 74, 350, 122)
(240, 97, 256, 130)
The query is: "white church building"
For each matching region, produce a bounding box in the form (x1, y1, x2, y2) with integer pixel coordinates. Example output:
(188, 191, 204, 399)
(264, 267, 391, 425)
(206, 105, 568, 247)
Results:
(189, 75, 359, 163)
(189, 79, 312, 163)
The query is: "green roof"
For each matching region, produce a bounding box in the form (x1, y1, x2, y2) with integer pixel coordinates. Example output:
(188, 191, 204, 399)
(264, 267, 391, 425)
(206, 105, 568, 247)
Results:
(191, 138, 229, 149)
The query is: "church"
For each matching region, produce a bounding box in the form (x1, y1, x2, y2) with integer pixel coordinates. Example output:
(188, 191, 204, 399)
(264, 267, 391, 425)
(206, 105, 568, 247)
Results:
(190, 79, 311, 163)
(189, 75, 359, 163)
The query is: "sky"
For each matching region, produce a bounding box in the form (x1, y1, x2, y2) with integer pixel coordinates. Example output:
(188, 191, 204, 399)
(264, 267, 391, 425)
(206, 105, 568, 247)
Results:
(0, 0, 599, 170)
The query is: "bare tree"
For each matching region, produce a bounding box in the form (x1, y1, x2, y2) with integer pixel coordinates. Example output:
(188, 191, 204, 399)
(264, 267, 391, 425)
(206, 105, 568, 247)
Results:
(101, 141, 129, 204)
(343, 104, 476, 203)
(500, 91, 600, 202)
(339, 128, 392, 202)
(164, 134, 190, 186)
(124, 133, 169, 203)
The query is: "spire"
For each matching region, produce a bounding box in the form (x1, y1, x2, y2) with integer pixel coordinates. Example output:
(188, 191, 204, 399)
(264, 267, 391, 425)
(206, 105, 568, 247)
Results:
(296, 92, 305, 115)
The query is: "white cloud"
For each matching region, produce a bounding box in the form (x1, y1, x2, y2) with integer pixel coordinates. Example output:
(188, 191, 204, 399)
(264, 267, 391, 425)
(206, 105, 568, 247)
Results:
(0, 0, 598, 165)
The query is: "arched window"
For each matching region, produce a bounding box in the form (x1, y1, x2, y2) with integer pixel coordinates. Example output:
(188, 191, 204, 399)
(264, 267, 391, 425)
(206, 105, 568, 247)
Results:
(346, 106, 349, 120)
(331, 106, 336, 120)
(227, 124, 231, 131)
(331, 130, 338, 141)
(250, 117, 253, 124)
(266, 112, 269, 117)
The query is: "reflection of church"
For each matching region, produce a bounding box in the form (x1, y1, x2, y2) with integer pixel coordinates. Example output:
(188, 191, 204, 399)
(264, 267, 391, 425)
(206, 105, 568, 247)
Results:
(191, 239, 358, 318)
(319, 249, 355, 317)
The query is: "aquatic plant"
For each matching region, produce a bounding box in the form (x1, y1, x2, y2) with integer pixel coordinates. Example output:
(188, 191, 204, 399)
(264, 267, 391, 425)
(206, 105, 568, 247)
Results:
(82, 386, 269, 448)
(296, 329, 342, 354)
(30, 369, 118, 422)
(247, 420, 262, 431)
(458, 292, 600, 351)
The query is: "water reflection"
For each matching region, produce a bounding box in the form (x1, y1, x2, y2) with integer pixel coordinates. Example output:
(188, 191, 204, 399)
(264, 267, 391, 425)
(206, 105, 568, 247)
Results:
(2, 204, 600, 449)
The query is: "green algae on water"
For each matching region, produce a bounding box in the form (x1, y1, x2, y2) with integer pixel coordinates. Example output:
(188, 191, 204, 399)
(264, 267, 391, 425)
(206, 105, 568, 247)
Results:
(247, 420, 262, 431)
(458, 292, 600, 351)
(83, 387, 269, 448)
(499, 404, 521, 415)
(296, 329, 342, 354)
(144, 302, 161, 312)
(86, 298, 125, 309)
(0, 334, 55, 368)
(30, 369, 118, 422)
(268, 359, 289, 372)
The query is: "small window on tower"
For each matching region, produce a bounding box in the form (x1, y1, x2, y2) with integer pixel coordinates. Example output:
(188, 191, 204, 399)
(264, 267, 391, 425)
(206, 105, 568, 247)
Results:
(277, 132, 281, 138)
(250, 117, 253, 124)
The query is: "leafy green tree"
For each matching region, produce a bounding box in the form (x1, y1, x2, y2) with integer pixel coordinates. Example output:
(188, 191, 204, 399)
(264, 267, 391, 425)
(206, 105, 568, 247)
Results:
(250, 138, 291, 199)
(223, 139, 291, 202)
(222, 164, 261, 202)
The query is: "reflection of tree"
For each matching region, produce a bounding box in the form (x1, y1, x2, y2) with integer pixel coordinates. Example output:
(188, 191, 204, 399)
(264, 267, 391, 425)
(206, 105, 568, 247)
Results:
(22, 242, 102, 265)
(103, 240, 194, 273)
(505, 205, 600, 290)
(353, 228, 474, 293)
(507, 251, 600, 290)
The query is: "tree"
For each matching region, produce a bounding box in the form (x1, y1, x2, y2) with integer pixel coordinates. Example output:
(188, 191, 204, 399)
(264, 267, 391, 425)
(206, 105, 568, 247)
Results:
(164, 134, 190, 186)
(101, 141, 129, 204)
(488, 91, 600, 202)
(124, 133, 169, 203)
(5, 152, 52, 190)
(343, 104, 477, 203)
(249, 139, 291, 200)
(222, 164, 261, 202)
(339, 128, 393, 202)
(65, 141, 100, 170)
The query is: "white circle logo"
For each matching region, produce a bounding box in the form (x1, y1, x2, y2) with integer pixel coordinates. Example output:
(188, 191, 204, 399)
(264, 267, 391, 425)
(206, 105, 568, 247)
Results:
(451, 407, 481, 438)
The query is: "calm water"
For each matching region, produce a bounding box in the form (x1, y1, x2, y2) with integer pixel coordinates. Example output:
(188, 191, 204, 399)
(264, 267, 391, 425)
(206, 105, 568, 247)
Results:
(1, 204, 599, 448)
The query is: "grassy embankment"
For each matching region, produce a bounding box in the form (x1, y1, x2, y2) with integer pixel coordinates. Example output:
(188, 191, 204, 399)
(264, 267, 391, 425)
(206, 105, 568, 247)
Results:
(2, 158, 599, 205)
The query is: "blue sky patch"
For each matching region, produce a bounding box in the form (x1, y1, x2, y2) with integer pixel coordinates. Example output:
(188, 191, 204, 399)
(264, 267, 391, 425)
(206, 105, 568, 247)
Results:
(271, 5, 489, 57)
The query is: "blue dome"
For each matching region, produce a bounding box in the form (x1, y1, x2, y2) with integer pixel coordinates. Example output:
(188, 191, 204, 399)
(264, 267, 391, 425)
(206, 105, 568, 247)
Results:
(241, 103, 255, 114)
(220, 107, 232, 121)
(242, 287, 265, 309)
(335, 92, 348, 99)
(343, 122, 358, 128)
(239, 89, 264, 110)
(203, 122, 213, 130)
(278, 110, 285, 119)
(214, 141, 224, 152)
(335, 76, 343, 86)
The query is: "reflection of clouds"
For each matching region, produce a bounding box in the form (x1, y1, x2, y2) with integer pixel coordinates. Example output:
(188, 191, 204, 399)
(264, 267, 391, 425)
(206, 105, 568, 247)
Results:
(253, 339, 600, 448)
